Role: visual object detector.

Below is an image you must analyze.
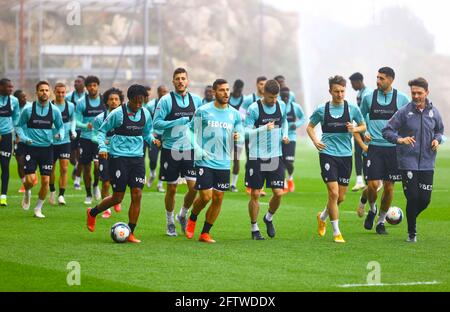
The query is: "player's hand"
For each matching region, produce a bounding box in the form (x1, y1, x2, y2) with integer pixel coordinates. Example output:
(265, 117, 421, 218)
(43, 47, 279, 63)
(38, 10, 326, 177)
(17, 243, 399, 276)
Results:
(314, 141, 326, 151)
(266, 122, 275, 131)
(282, 137, 290, 145)
(346, 122, 355, 133)
(431, 139, 440, 151)
(153, 139, 161, 148)
(15, 135, 20, 144)
(398, 136, 416, 147)
(87, 123, 93, 130)
(364, 133, 372, 143)
(233, 132, 240, 142)
(99, 151, 108, 159)
(71, 131, 77, 140)
(0, 135, 2, 143)
(362, 144, 369, 153)
(54, 134, 61, 140)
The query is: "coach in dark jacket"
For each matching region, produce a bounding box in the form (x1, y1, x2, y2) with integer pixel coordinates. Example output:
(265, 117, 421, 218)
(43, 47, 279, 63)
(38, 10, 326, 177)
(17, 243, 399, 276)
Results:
(382, 77, 444, 242)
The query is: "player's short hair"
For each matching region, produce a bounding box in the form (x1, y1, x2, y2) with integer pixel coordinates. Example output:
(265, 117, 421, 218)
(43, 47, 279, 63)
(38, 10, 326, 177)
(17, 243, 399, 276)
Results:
(280, 86, 290, 93)
(85, 75, 100, 86)
(36, 80, 50, 91)
(378, 67, 395, 79)
(349, 72, 364, 81)
(13, 90, 23, 98)
(103, 87, 124, 105)
(127, 84, 148, 101)
(328, 75, 347, 89)
(76, 75, 85, 81)
(173, 68, 188, 78)
(274, 75, 285, 82)
(233, 79, 244, 89)
(54, 82, 66, 89)
(264, 80, 280, 95)
(0, 78, 11, 86)
(408, 77, 429, 91)
(145, 86, 152, 91)
(256, 76, 267, 84)
(212, 79, 228, 91)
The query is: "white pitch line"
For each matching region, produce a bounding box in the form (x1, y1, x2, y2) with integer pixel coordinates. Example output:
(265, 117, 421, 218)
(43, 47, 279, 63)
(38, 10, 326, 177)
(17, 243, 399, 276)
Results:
(338, 281, 440, 288)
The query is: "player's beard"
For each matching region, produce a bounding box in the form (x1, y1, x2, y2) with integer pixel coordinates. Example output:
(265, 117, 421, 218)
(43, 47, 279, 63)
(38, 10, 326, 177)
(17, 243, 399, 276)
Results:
(217, 97, 229, 105)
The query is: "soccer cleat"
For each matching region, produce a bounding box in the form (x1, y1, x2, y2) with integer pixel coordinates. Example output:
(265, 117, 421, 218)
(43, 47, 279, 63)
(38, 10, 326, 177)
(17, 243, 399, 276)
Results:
(252, 231, 265, 240)
(147, 176, 155, 188)
(34, 211, 46, 219)
(288, 179, 295, 193)
(22, 190, 31, 211)
(376, 223, 388, 235)
(406, 235, 417, 243)
(176, 214, 187, 234)
(58, 195, 66, 206)
(18, 184, 25, 193)
(127, 233, 141, 243)
(86, 208, 96, 232)
(157, 185, 165, 193)
(333, 234, 346, 243)
(199, 233, 216, 244)
(84, 196, 93, 205)
(49, 192, 56, 205)
(74, 183, 82, 191)
(263, 215, 276, 238)
(102, 209, 112, 219)
(317, 212, 327, 237)
(352, 182, 366, 192)
(364, 207, 378, 230)
(113, 204, 121, 213)
(230, 186, 238, 193)
(94, 186, 101, 201)
(246, 187, 251, 195)
(166, 223, 178, 237)
(0, 197, 7, 207)
(186, 219, 196, 239)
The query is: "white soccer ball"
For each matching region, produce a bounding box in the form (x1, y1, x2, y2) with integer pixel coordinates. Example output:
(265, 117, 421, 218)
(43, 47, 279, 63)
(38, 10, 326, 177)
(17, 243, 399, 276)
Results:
(386, 207, 403, 225)
(110, 222, 131, 243)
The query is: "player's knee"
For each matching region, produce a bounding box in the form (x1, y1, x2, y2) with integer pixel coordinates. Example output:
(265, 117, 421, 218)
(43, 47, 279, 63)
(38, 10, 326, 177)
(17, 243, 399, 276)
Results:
(250, 190, 261, 200)
(200, 192, 212, 203)
(328, 190, 339, 202)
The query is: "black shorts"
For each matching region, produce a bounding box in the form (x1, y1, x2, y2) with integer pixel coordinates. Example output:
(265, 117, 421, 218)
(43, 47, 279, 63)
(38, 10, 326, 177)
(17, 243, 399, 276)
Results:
(319, 153, 352, 186)
(70, 129, 81, 151)
(282, 141, 296, 163)
(195, 167, 231, 192)
(24, 145, 54, 176)
(363, 155, 369, 184)
(99, 157, 110, 182)
(0, 133, 13, 159)
(366, 145, 402, 182)
(53, 143, 71, 161)
(14, 142, 26, 157)
(159, 148, 196, 183)
(109, 157, 145, 192)
(245, 157, 285, 189)
(79, 138, 99, 165)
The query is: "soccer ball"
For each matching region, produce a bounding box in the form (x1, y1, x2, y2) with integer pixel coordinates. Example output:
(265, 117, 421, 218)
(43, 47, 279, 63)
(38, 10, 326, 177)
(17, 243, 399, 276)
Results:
(386, 207, 403, 225)
(110, 222, 131, 243)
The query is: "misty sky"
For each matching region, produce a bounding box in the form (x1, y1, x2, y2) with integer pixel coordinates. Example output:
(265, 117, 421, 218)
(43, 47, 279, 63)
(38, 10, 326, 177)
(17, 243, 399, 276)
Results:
(266, 0, 450, 55)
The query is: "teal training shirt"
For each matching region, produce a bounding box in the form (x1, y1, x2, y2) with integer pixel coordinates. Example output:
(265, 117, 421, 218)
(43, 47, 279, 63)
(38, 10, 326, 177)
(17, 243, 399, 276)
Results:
(309, 102, 365, 157)
(0, 95, 21, 135)
(241, 93, 262, 112)
(360, 89, 409, 147)
(76, 95, 104, 140)
(144, 99, 163, 136)
(52, 101, 76, 145)
(153, 91, 202, 151)
(245, 100, 289, 159)
(16, 101, 64, 147)
(98, 104, 154, 158)
(286, 101, 306, 142)
(189, 102, 243, 170)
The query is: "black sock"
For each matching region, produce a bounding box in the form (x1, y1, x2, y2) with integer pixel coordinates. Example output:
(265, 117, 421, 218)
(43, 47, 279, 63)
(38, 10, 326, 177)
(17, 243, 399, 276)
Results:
(360, 196, 368, 204)
(90, 206, 100, 217)
(93, 176, 99, 188)
(86, 186, 92, 197)
(59, 188, 65, 197)
(128, 223, 136, 233)
(190, 213, 198, 222)
(49, 184, 56, 192)
(201, 222, 213, 234)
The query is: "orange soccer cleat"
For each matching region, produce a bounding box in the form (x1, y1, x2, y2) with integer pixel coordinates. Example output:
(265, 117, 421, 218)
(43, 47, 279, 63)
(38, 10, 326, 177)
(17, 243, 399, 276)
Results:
(186, 219, 196, 239)
(199, 233, 216, 244)
(18, 184, 25, 193)
(127, 233, 141, 243)
(86, 208, 96, 232)
(114, 204, 122, 213)
(288, 179, 295, 193)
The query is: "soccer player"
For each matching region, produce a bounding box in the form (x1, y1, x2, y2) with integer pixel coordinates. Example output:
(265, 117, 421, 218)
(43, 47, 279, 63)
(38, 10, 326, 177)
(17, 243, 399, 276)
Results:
(202, 85, 215, 106)
(76, 76, 105, 205)
(229, 79, 246, 192)
(274, 75, 297, 104)
(144, 85, 169, 193)
(86, 84, 160, 243)
(307, 76, 366, 243)
(16, 81, 64, 218)
(185, 79, 243, 243)
(153, 68, 202, 237)
(66, 76, 86, 190)
(49, 83, 77, 206)
(280, 86, 306, 193)
(91, 87, 124, 219)
(13, 89, 32, 193)
(360, 67, 410, 235)
(349, 72, 373, 192)
(244, 79, 289, 240)
(0, 78, 21, 206)
(383, 78, 444, 242)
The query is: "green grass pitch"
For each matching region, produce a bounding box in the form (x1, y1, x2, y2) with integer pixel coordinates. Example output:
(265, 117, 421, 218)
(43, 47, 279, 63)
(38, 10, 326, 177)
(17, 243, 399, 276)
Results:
(0, 142, 449, 292)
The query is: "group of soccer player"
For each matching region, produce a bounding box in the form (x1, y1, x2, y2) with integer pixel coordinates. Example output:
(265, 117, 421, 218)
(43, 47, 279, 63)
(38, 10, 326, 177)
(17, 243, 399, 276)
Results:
(0, 64, 444, 244)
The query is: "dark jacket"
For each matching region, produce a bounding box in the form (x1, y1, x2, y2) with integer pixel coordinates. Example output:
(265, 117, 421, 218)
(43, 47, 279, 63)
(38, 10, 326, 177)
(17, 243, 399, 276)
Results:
(382, 101, 444, 171)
